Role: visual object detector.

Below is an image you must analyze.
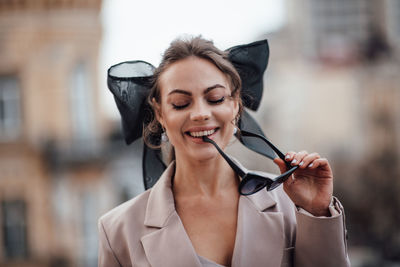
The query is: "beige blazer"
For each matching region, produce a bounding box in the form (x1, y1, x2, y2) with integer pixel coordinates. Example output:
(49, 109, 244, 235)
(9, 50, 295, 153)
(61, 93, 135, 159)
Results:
(98, 162, 350, 267)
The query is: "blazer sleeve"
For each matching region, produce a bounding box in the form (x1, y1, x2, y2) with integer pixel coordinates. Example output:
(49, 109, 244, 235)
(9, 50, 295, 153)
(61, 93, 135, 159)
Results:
(98, 218, 122, 267)
(294, 197, 351, 267)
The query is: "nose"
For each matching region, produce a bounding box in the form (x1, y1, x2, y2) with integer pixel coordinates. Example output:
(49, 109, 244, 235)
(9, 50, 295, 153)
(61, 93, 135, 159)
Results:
(190, 101, 211, 121)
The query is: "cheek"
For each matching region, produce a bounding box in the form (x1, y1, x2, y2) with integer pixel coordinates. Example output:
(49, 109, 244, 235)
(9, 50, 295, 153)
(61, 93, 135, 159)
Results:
(162, 113, 183, 147)
(161, 108, 185, 134)
(215, 103, 237, 122)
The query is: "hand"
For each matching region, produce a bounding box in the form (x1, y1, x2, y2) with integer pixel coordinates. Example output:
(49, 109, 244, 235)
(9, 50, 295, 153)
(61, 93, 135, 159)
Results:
(273, 151, 333, 216)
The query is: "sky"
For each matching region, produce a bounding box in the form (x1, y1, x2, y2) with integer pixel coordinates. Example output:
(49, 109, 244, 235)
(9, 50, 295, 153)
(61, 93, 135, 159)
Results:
(99, 0, 286, 117)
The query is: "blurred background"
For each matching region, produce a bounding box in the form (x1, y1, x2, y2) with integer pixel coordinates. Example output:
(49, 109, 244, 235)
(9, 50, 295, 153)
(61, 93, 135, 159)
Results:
(0, 0, 399, 266)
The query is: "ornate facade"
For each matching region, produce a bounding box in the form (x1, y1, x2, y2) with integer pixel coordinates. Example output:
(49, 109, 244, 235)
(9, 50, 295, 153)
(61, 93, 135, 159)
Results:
(0, 1, 135, 266)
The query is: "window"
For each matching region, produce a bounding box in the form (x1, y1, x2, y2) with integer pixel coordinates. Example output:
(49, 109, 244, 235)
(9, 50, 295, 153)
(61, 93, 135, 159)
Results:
(70, 62, 94, 142)
(0, 76, 20, 140)
(2, 200, 28, 259)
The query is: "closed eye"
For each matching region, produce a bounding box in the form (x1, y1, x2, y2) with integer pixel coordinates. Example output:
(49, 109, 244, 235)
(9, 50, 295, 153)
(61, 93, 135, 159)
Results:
(171, 96, 226, 110)
(172, 103, 190, 110)
(208, 96, 225, 104)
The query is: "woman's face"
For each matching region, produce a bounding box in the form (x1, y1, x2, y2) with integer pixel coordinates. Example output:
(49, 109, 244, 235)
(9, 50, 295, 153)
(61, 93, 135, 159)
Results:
(156, 56, 239, 162)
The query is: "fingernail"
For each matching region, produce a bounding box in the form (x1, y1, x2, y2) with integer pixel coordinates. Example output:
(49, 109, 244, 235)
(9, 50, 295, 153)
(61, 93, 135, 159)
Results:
(308, 163, 313, 168)
(299, 161, 304, 166)
(291, 159, 297, 165)
(285, 155, 290, 160)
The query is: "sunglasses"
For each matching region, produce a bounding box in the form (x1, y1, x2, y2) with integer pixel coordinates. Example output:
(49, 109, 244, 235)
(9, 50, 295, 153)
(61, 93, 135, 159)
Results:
(203, 130, 298, 195)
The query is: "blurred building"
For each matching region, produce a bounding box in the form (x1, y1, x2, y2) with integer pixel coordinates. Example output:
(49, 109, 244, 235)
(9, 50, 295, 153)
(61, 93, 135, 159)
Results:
(235, 0, 400, 160)
(249, 0, 400, 265)
(0, 1, 144, 266)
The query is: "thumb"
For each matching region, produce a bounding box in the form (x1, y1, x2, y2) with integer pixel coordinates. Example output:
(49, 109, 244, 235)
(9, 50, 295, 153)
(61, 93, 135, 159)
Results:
(273, 158, 288, 174)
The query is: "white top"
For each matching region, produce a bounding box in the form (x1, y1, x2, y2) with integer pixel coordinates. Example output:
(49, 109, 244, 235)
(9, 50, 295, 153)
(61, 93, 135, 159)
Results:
(198, 255, 226, 267)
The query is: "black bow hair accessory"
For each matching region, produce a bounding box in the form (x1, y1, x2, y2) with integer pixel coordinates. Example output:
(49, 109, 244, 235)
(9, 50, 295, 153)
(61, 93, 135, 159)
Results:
(107, 39, 274, 189)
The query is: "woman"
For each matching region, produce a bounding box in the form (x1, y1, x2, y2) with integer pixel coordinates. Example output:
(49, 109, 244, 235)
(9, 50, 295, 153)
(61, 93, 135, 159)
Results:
(98, 37, 350, 267)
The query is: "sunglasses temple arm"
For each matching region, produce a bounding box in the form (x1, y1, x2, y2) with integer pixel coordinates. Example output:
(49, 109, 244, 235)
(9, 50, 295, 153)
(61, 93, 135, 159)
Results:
(240, 130, 286, 159)
(202, 136, 246, 178)
(275, 165, 298, 183)
(239, 130, 292, 169)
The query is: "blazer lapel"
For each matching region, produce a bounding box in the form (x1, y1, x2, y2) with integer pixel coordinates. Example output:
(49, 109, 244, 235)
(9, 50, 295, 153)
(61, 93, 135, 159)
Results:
(232, 190, 285, 267)
(140, 163, 201, 267)
(140, 161, 285, 267)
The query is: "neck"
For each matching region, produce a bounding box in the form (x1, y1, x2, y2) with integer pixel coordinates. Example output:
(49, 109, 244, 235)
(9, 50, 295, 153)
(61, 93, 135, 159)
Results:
(172, 153, 239, 198)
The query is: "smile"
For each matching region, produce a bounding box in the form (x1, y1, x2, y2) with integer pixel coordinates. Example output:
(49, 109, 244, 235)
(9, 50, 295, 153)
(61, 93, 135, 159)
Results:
(187, 128, 218, 138)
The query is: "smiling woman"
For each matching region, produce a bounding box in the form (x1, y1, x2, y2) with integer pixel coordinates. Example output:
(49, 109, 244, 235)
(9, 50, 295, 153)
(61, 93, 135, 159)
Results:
(144, 38, 242, 153)
(154, 56, 239, 163)
(98, 36, 351, 267)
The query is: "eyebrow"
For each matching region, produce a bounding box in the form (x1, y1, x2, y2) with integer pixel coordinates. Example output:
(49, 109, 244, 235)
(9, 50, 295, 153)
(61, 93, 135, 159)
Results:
(168, 84, 226, 96)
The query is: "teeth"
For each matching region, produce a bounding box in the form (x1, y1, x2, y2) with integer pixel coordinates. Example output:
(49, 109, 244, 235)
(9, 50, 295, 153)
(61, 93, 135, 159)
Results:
(189, 129, 216, 137)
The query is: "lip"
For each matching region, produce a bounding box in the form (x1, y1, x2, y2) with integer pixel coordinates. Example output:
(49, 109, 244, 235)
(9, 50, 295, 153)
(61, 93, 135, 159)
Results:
(185, 126, 219, 132)
(184, 126, 219, 144)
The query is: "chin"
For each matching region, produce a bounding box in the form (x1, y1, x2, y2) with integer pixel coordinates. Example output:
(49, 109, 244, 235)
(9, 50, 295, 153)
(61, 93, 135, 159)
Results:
(177, 147, 220, 163)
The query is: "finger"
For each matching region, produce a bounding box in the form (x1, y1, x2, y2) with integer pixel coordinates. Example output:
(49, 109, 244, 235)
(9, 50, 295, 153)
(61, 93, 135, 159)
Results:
(298, 152, 320, 169)
(290, 150, 308, 166)
(284, 151, 296, 163)
(274, 158, 288, 174)
(308, 158, 330, 170)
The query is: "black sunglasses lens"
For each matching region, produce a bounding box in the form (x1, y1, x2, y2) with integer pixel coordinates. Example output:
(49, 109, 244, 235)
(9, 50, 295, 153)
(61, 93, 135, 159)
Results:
(240, 177, 268, 195)
(269, 180, 283, 191)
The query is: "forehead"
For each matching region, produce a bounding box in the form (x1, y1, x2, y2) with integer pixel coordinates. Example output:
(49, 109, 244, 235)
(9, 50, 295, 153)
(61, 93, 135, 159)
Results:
(159, 56, 230, 95)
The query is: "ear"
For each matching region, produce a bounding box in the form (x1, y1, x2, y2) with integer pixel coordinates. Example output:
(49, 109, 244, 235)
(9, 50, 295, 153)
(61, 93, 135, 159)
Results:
(152, 97, 164, 127)
(233, 97, 240, 120)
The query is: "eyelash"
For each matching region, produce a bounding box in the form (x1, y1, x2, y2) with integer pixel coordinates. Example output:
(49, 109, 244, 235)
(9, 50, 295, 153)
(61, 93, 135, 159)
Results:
(172, 96, 225, 110)
(209, 96, 225, 104)
(172, 103, 189, 110)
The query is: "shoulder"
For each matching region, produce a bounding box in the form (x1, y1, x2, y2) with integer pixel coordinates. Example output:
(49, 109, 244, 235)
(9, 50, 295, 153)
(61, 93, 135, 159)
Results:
(97, 189, 155, 265)
(100, 189, 150, 225)
(99, 161, 175, 237)
(98, 189, 151, 242)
